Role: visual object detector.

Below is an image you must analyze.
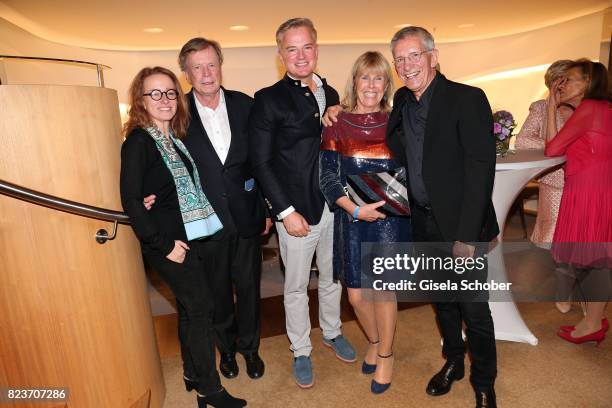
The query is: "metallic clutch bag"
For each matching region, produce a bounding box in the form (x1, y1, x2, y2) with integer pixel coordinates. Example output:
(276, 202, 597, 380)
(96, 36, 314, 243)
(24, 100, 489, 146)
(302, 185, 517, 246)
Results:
(345, 168, 411, 217)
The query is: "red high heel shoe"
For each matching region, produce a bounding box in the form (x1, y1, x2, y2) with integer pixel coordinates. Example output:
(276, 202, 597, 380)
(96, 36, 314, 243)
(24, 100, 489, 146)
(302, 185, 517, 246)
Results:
(560, 318, 609, 333)
(557, 326, 606, 346)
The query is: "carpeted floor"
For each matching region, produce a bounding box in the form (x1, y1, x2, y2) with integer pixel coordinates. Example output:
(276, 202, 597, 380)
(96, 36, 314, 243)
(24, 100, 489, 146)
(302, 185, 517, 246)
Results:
(160, 301, 611, 408)
(153, 205, 611, 407)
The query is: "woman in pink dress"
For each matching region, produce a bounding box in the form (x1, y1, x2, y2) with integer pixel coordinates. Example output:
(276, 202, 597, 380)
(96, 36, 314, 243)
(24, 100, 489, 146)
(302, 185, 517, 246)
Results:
(515, 60, 573, 245)
(515, 60, 577, 313)
(544, 59, 611, 346)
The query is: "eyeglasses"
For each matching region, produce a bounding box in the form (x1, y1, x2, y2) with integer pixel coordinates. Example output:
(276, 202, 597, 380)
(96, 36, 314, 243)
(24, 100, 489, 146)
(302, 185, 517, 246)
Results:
(143, 89, 178, 101)
(393, 50, 431, 66)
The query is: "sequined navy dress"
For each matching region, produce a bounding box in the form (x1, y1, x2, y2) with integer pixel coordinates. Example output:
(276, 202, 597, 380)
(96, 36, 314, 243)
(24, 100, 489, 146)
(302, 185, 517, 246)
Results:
(319, 111, 412, 288)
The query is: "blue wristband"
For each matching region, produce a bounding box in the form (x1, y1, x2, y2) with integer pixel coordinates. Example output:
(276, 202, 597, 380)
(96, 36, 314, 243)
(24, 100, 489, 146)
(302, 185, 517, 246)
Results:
(353, 206, 360, 219)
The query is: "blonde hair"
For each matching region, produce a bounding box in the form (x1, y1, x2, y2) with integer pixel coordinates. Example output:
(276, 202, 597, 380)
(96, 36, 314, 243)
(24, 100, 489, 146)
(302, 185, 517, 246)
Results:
(544, 60, 573, 89)
(342, 51, 394, 112)
(276, 18, 317, 47)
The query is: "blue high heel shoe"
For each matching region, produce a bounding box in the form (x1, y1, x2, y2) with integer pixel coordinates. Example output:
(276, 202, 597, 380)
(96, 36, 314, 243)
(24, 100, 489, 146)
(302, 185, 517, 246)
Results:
(362, 361, 376, 374)
(371, 352, 393, 394)
(361, 339, 379, 374)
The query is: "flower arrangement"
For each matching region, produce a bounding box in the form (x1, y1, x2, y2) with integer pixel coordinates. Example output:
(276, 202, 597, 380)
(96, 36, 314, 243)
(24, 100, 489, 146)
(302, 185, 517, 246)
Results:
(492, 110, 517, 156)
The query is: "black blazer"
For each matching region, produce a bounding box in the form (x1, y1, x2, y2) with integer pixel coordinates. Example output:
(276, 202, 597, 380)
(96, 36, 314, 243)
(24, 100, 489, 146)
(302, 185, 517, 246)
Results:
(248, 74, 340, 225)
(386, 74, 499, 243)
(120, 127, 194, 256)
(183, 88, 265, 239)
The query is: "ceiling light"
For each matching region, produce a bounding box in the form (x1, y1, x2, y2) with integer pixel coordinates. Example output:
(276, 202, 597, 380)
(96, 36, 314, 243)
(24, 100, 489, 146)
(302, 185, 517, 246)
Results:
(229, 25, 249, 31)
(458, 24, 475, 29)
(394, 23, 412, 29)
(143, 27, 163, 33)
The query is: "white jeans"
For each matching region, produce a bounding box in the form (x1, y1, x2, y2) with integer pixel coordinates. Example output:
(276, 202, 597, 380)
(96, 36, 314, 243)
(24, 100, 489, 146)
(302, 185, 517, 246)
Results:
(276, 203, 342, 357)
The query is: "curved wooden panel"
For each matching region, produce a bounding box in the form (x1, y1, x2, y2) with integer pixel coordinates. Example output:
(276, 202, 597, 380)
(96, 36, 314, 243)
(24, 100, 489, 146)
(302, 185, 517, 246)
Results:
(0, 85, 165, 408)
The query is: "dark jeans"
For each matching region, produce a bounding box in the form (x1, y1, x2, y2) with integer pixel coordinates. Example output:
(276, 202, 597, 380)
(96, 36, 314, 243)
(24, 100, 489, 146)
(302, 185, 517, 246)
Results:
(179, 233, 261, 375)
(144, 240, 221, 395)
(411, 205, 497, 389)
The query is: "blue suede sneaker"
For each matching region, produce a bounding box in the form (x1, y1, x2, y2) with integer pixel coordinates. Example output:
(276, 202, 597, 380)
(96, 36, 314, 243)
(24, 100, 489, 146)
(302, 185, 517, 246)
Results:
(323, 335, 357, 363)
(293, 356, 314, 388)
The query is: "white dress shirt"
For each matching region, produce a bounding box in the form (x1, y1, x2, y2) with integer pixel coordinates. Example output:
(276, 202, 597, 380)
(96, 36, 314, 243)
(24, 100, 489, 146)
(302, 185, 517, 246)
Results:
(194, 88, 232, 164)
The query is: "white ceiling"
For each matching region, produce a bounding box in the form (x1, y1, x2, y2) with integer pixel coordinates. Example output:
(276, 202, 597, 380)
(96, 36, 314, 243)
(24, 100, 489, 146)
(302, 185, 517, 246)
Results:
(1, 0, 610, 51)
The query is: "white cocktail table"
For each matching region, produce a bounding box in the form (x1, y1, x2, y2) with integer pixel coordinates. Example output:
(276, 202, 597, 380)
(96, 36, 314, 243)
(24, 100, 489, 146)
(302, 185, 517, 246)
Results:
(489, 149, 565, 345)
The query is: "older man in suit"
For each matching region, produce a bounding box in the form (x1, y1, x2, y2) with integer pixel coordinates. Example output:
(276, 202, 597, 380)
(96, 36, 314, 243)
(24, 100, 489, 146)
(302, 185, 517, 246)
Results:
(385, 26, 499, 407)
(147, 37, 271, 383)
(248, 18, 355, 389)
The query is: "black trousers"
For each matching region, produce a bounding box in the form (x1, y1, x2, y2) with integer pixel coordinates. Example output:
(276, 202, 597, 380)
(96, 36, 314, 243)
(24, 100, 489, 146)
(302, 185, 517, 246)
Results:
(179, 233, 262, 372)
(144, 240, 221, 395)
(411, 205, 497, 389)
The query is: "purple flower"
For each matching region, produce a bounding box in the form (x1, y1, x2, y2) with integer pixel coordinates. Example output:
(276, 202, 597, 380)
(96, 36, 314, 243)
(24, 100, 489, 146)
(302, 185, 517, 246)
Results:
(492, 110, 515, 142)
(498, 110, 513, 121)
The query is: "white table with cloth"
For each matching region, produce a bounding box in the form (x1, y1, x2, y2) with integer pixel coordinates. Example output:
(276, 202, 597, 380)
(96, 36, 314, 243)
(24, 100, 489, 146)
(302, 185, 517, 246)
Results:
(489, 149, 565, 345)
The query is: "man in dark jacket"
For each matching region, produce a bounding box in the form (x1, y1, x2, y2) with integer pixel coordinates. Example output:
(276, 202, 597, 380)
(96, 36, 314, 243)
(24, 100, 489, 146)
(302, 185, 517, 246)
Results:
(179, 37, 270, 381)
(385, 26, 499, 407)
(248, 18, 355, 389)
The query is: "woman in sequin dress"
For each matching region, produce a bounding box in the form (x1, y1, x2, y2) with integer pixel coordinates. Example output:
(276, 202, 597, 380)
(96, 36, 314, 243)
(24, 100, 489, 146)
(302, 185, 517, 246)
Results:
(320, 52, 411, 394)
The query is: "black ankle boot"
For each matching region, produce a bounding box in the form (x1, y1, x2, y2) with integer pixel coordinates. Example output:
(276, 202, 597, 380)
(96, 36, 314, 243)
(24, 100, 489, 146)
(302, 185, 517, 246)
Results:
(184, 376, 198, 392)
(197, 388, 246, 408)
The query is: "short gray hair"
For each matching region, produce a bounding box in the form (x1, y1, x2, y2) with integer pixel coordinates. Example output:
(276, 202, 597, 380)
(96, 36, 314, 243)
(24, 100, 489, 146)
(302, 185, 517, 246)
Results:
(276, 18, 317, 47)
(390, 26, 435, 53)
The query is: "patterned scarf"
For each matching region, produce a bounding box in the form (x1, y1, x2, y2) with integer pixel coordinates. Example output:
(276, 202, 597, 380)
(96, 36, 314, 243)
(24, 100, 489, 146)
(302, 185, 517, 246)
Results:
(145, 126, 223, 240)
